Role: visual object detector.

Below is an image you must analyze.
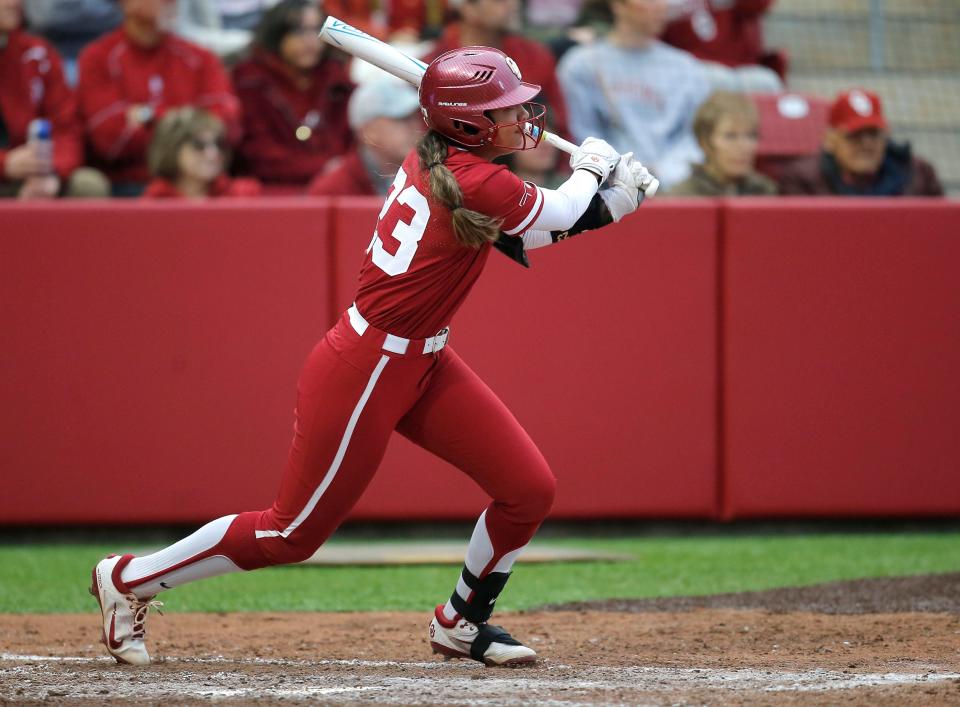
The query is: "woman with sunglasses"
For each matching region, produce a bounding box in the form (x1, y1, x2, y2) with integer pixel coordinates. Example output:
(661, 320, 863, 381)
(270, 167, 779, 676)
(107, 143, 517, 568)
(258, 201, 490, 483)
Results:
(92, 47, 653, 668)
(142, 107, 261, 198)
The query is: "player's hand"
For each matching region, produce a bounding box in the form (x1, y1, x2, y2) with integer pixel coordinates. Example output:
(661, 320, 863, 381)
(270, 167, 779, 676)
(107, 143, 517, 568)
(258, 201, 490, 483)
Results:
(570, 137, 620, 183)
(599, 152, 657, 222)
(630, 159, 659, 197)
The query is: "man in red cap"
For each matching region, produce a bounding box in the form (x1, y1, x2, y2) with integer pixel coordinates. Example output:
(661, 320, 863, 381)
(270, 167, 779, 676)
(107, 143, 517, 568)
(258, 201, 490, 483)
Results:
(779, 88, 942, 196)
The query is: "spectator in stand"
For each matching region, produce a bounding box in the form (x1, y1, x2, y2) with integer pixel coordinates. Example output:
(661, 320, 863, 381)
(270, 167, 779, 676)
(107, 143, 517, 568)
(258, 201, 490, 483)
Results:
(143, 107, 261, 198)
(666, 91, 775, 196)
(779, 89, 943, 197)
(0, 0, 108, 199)
(543, 0, 614, 62)
(233, 0, 354, 186)
(423, 0, 570, 141)
(77, 0, 242, 197)
(21, 0, 122, 85)
(525, 0, 585, 34)
(558, 0, 711, 189)
(661, 0, 782, 92)
(308, 80, 422, 197)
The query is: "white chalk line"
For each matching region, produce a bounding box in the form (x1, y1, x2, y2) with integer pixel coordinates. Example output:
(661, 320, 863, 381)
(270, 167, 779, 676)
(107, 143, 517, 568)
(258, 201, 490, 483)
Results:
(2, 653, 958, 702)
(1, 653, 443, 668)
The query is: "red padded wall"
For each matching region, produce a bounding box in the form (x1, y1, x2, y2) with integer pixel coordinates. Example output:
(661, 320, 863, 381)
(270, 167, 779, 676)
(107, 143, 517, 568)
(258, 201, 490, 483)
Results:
(722, 199, 960, 518)
(0, 200, 334, 523)
(333, 200, 721, 519)
(7, 197, 956, 525)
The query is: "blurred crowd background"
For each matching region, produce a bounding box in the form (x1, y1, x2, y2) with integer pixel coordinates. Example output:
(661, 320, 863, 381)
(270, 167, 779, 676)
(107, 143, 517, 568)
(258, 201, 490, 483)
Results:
(0, 0, 956, 202)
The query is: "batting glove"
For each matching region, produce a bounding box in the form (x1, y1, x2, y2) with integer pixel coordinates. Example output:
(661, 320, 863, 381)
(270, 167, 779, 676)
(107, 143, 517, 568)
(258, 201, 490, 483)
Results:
(570, 137, 620, 183)
(599, 152, 656, 222)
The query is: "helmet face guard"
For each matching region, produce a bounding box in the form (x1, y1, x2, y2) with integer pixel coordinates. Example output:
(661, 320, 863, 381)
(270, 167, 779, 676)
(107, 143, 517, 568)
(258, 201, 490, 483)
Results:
(488, 102, 547, 151)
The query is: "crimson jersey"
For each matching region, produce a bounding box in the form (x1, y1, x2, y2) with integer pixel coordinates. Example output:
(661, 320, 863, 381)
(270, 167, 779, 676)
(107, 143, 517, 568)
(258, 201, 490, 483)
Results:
(354, 147, 544, 339)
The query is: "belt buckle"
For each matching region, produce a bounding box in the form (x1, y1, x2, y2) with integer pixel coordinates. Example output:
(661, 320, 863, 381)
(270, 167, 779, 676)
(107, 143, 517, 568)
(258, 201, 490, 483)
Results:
(426, 327, 449, 354)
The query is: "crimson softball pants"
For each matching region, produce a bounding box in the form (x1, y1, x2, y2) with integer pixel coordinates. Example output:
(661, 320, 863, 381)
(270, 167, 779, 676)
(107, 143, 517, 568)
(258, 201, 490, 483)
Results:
(181, 312, 555, 575)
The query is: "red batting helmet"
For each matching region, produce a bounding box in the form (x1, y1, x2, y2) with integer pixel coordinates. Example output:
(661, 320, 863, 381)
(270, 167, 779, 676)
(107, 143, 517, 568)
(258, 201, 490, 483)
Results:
(419, 47, 545, 150)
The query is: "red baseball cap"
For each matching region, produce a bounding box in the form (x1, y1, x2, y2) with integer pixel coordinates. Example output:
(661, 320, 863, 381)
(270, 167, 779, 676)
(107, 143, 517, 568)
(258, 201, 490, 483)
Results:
(829, 89, 888, 133)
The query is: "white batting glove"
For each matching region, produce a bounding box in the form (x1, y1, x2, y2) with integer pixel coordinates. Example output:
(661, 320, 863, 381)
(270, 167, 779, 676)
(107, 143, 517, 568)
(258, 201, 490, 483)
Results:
(570, 136, 620, 183)
(599, 152, 657, 222)
(632, 160, 660, 197)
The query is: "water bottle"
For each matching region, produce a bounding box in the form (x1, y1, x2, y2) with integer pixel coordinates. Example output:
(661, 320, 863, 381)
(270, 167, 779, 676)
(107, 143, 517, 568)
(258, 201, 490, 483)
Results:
(27, 118, 53, 175)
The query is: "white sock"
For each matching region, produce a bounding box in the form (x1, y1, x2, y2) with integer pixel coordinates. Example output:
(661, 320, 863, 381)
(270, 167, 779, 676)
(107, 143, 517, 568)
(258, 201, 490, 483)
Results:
(121, 514, 243, 598)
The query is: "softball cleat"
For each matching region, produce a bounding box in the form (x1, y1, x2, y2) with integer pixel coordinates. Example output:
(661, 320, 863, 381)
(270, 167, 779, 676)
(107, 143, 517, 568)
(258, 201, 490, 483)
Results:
(89, 554, 162, 666)
(428, 606, 537, 667)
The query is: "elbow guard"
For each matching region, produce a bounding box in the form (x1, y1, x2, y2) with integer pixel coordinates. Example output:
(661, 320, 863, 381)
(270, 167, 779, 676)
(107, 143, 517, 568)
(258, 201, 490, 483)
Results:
(492, 232, 530, 268)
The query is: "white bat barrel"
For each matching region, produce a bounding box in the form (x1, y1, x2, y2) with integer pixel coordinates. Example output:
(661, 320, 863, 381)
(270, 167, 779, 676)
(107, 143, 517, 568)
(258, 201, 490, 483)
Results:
(319, 16, 428, 87)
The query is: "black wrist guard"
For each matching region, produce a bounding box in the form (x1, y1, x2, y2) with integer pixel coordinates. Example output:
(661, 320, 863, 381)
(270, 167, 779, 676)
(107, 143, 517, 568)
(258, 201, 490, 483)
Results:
(551, 192, 613, 243)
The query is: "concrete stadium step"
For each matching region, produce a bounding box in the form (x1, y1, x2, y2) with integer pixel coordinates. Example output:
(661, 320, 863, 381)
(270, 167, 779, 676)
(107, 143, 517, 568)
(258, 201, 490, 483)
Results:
(772, 0, 958, 20)
(767, 0, 960, 71)
(883, 19, 960, 71)
(766, 15, 870, 71)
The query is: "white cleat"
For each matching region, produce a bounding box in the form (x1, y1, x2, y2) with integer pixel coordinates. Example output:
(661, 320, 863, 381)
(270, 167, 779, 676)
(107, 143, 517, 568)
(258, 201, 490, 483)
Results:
(89, 554, 162, 666)
(428, 606, 537, 667)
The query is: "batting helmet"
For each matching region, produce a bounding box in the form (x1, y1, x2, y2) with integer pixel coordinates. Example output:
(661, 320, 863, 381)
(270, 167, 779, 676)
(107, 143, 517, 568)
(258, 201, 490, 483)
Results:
(419, 47, 546, 150)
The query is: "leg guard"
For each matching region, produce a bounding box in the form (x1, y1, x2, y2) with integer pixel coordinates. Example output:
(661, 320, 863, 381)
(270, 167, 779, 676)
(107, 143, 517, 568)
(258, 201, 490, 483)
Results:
(448, 567, 511, 624)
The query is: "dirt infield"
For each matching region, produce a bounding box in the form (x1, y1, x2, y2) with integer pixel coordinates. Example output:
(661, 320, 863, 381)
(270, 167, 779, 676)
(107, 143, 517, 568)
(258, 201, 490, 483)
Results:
(2, 574, 959, 705)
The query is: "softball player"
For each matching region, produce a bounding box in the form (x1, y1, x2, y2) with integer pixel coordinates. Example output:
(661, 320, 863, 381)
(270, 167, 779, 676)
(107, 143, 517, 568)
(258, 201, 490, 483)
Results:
(90, 46, 653, 668)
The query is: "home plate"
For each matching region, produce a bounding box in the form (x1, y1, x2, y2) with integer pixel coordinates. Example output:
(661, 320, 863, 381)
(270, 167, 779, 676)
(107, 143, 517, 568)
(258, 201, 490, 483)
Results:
(301, 541, 632, 566)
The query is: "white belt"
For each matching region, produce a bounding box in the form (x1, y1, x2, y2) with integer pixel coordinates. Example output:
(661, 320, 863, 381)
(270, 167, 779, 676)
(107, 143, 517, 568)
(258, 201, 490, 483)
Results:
(347, 304, 449, 355)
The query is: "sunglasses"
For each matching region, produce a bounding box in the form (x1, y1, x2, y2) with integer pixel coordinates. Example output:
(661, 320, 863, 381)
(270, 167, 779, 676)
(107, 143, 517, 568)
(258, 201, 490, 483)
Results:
(187, 136, 228, 152)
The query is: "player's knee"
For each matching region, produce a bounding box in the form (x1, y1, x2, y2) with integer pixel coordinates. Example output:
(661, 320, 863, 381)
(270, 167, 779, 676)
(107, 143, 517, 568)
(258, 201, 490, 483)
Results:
(530, 471, 557, 518)
(265, 538, 320, 566)
(514, 468, 556, 522)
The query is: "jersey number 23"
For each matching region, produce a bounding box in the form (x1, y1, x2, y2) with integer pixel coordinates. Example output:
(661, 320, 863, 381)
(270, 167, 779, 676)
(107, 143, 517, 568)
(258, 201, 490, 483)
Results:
(369, 168, 430, 276)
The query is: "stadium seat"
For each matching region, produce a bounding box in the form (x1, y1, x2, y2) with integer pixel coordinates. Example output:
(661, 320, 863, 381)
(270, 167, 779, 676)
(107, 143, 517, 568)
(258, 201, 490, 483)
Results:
(752, 92, 831, 182)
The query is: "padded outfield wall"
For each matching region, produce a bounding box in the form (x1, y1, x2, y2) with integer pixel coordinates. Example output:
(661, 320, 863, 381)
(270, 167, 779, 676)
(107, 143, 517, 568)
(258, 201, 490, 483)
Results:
(1, 198, 957, 523)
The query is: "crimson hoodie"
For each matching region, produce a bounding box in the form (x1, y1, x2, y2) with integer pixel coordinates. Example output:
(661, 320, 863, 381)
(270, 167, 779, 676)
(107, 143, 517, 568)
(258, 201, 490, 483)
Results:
(0, 30, 83, 181)
(77, 28, 241, 184)
(232, 51, 354, 185)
